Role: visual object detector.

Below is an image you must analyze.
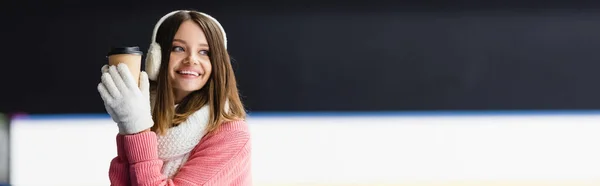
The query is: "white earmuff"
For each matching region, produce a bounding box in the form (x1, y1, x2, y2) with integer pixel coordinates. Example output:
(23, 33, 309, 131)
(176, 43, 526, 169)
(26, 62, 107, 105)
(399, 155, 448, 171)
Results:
(145, 10, 228, 81)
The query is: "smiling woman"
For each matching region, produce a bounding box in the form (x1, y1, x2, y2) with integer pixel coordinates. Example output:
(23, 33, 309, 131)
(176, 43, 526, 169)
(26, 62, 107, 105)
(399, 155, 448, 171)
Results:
(97, 10, 250, 186)
(146, 10, 243, 136)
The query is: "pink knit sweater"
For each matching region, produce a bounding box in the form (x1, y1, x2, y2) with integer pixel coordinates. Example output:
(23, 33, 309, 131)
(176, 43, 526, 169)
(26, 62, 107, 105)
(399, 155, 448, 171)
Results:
(109, 120, 251, 186)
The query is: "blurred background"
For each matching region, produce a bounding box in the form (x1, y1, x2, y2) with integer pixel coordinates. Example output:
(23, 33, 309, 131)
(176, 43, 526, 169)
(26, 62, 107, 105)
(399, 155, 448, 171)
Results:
(2, 0, 600, 185)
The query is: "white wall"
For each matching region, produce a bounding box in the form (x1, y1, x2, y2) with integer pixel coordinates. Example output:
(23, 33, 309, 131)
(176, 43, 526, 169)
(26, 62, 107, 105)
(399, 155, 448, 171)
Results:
(0, 114, 8, 184)
(9, 112, 600, 186)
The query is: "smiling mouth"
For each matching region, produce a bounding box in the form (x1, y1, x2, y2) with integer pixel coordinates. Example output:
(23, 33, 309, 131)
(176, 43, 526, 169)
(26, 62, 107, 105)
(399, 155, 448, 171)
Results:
(176, 70, 200, 76)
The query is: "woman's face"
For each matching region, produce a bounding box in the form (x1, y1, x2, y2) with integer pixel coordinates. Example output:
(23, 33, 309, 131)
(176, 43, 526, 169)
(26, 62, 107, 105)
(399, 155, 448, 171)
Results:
(168, 20, 212, 103)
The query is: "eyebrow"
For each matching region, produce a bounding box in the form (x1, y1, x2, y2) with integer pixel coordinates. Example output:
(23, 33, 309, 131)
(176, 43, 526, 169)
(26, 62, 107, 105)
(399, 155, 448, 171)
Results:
(173, 39, 209, 47)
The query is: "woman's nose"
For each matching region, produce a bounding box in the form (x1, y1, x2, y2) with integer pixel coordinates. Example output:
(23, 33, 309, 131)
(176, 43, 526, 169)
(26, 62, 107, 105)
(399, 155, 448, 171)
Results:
(184, 53, 200, 65)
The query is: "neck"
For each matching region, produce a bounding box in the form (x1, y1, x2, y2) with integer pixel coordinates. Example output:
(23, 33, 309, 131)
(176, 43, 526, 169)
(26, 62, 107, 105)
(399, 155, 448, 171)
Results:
(173, 90, 191, 104)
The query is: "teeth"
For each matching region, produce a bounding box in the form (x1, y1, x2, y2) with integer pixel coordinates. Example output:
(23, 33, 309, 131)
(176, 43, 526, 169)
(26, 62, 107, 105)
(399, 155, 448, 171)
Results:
(178, 70, 199, 76)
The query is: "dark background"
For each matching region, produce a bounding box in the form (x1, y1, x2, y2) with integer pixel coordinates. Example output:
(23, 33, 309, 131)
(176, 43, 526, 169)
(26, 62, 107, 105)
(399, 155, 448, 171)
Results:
(3, 0, 600, 114)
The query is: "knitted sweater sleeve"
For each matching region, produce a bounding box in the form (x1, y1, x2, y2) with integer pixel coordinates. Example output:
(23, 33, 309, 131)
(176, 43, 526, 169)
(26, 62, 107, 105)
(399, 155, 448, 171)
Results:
(109, 134, 131, 186)
(121, 120, 251, 186)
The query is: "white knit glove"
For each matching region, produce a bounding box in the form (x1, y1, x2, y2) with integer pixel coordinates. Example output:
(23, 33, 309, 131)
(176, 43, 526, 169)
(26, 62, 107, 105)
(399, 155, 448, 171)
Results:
(97, 63, 154, 135)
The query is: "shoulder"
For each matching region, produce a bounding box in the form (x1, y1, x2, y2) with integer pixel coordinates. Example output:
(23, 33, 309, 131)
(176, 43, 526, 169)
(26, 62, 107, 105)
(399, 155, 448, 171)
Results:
(216, 119, 249, 133)
(210, 120, 250, 144)
(194, 120, 251, 151)
(189, 119, 251, 163)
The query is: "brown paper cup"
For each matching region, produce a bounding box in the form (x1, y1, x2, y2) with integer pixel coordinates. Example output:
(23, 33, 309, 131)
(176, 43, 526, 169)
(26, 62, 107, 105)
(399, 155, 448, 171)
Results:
(106, 46, 143, 85)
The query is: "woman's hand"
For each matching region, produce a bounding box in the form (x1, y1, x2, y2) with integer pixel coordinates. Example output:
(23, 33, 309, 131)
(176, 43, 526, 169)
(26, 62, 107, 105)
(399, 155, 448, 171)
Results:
(98, 63, 153, 135)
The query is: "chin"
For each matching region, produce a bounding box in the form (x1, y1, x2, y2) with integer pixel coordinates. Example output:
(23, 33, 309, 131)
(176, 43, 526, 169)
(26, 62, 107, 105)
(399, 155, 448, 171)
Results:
(173, 80, 206, 91)
(178, 86, 203, 92)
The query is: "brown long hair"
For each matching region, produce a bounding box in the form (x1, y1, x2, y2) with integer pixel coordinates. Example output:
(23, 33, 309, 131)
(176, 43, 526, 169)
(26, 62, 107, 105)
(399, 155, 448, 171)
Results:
(150, 11, 246, 135)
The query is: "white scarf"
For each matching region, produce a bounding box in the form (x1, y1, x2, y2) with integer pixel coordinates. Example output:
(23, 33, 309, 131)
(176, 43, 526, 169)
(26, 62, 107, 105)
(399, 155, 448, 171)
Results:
(156, 104, 210, 178)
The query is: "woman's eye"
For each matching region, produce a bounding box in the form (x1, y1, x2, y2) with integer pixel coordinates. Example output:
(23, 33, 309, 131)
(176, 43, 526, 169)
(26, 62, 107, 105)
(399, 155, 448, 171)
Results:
(199, 50, 209, 55)
(172, 46, 184, 52)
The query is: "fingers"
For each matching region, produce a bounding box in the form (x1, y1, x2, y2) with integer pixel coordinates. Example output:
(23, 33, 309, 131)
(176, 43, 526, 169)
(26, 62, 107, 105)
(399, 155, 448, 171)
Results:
(108, 65, 129, 93)
(116, 63, 138, 89)
(97, 82, 113, 103)
(139, 71, 150, 99)
(101, 64, 109, 73)
(101, 72, 122, 99)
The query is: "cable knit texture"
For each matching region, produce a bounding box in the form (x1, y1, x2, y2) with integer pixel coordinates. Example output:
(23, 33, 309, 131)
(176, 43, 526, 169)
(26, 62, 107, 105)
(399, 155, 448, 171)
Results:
(108, 120, 251, 186)
(158, 104, 209, 178)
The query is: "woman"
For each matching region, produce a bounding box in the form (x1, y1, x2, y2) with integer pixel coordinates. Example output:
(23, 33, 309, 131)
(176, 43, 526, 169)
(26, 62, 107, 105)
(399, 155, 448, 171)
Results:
(97, 10, 251, 186)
